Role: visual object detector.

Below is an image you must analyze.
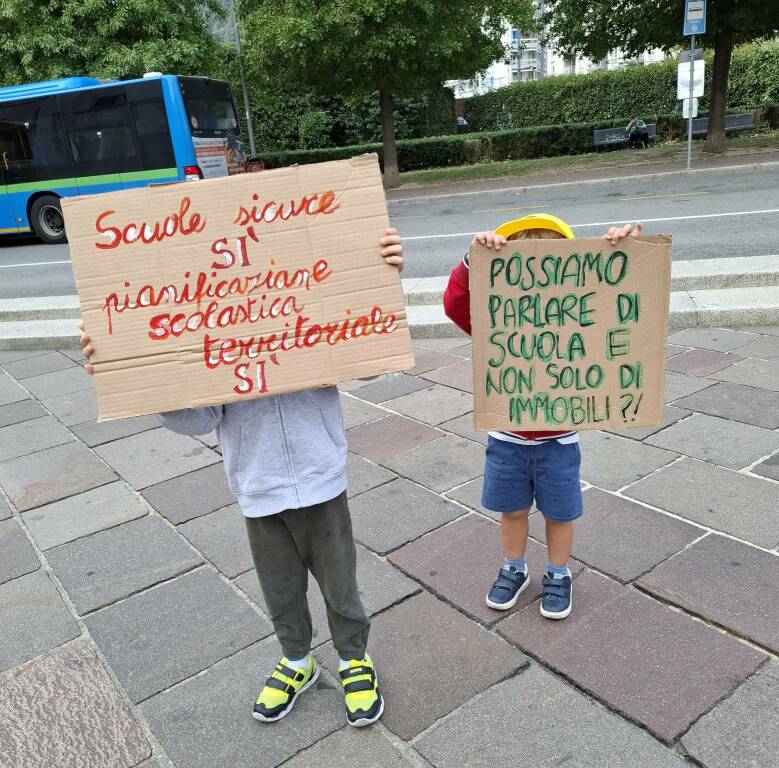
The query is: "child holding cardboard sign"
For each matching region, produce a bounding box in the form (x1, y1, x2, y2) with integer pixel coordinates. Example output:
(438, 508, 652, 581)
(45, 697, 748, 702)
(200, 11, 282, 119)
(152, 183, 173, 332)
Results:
(79, 227, 404, 727)
(443, 215, 641, 619)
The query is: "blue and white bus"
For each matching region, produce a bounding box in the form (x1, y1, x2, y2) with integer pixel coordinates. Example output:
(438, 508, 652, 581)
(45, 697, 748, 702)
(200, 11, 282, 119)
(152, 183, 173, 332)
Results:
(0, 74, 245, 244)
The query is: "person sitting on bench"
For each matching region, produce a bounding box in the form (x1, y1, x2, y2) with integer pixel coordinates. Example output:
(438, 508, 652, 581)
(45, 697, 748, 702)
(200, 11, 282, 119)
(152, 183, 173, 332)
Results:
(625, 115, 649, 148)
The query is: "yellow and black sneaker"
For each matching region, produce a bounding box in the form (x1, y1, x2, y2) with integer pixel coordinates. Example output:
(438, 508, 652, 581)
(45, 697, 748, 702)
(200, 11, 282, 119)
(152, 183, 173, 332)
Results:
(339, 654, 384, 727)
(253, 656, 319, 723)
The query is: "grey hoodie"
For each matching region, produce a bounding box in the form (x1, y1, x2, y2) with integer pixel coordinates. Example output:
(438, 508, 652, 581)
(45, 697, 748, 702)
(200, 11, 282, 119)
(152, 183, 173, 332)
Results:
(158, 386, 347, 518)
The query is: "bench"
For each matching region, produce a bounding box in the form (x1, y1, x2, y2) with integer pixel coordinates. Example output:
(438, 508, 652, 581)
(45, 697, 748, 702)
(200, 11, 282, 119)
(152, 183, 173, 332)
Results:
(690, 112, 754, 136)
(593, 123, 657, 150)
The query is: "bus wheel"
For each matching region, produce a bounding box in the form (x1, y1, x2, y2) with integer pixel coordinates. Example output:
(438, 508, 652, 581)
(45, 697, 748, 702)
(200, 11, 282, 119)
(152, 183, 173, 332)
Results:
(30, 195, 67, 244)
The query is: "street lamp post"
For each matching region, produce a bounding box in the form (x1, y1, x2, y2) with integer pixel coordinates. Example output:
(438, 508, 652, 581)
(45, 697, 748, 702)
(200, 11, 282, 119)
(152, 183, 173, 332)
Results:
(232, 0, 256, 157)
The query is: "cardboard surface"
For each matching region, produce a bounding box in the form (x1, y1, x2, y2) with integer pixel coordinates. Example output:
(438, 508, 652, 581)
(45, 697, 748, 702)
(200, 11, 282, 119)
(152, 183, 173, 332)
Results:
(469, 236, 672, 431)
(63, 155, 414, 421)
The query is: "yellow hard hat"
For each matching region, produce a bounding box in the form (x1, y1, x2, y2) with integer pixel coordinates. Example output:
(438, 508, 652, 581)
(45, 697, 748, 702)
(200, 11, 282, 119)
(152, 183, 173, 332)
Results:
(495, 213, 575, 240)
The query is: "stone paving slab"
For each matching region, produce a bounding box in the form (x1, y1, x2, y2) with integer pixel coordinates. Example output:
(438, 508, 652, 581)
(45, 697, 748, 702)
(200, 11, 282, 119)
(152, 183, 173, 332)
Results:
(406, 349, 459, 375)
(419, 358, 474, 393)
(645, 412, 779, 470)
(413, 338, 468, 352)
(578, 432, 677, 491)
(737, 333, 779, 360)
(625, 458, 779, 548)
(444, 476, 494, 517)
(48, 515, 203, 615)
(282, 727, 418, 768)
(390, 514, 579, 626)
(41, 389, 98, 427)
(352, 373, 430, 403)
(0, 518, 40, 585)
(665, 348, 742, 376)
(0, 349, 49, 364)
(528, 489, 700, 583)
(0, 415, 74, 461)
(379, 435, 484, 492)
(2, 351, 75, 379)
(86, 567, 270, 703)
(349, 478, 464, 553)
(0, 399, 45, 428)
(637, 534, 779, 653)
(498, 569, 767, 742)
(20, 365, 93, 400)
(711, 357, 779, 391)
(0, 637, 151, 768)
(179, 505, 253, 578)
(674, 380, 779, 429)
(346, 454, 396, 498)
(0, 495, 10, 521)
(71, 415, 161, 448)
(237, 544, 419, 648)
(752, 452, 779, 481)
(0, 441, 118, 512)
(664, 371, 716, 402)
(22, 481, 148, 551)
(665, 343, 689, 358)
(346, 415, 441, 462)
(438, 412, 487, 445)
(607, 405, 691, 441)
(667, 328, 758, 352)
(140, 463, 235, 525)
(140, 638, 343, 768)
(681, 660, 779, 768)
(317, 592, 528, 740)
(382, 384, 472, 426)
(340, 395, 387, 429)
(59, 348, 86, 364)
(95, 428, 221, 490)
(416, 665, 688, 768)
(0, 371, 30, 406)
(0, 571, 80, 672)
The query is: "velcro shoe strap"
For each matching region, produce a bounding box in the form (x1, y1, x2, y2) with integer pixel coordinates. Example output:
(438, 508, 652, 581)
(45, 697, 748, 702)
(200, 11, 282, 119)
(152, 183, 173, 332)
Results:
(276, 663, 303, 681)
(344, 678, 374, 694)
(494, 572, 523, 591)
(265, 677, 295, 695)
(339, 666, 374, 681)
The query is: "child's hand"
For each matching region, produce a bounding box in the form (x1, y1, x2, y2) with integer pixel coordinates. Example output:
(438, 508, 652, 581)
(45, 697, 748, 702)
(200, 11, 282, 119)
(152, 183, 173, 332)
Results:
(604, 223, 643, 245)
(472, 231, 507, 250)
(78, 321, 95, 376)
(380, 227, 403, 272)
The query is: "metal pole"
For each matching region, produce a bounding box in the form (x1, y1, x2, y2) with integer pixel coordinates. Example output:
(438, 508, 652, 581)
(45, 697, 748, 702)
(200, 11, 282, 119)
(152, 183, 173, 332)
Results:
(686, 34, 695, 170)
(232, 0, 256, 157)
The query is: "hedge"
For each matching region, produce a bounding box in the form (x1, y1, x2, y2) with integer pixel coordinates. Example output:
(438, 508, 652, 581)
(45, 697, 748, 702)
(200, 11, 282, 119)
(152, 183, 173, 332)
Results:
(257, 105, 778, 173)
(463, 43, 779, 133)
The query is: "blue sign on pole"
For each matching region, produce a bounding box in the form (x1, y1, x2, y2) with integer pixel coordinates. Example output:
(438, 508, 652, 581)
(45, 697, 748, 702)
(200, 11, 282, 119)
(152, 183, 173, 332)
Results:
(683, 0, 706, 36)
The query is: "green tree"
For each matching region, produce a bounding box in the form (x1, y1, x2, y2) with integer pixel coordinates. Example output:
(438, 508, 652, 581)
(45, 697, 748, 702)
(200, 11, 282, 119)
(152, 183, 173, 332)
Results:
(0, 0, 224, 84)
(542, 0, 779, 153)
(238, 0, 534, 186)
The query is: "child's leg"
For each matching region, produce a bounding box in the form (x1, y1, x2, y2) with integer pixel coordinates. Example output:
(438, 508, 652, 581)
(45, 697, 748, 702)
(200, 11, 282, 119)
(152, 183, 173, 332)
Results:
(501, 507, 531, 561)
(245, 514, 313, 660)
(282, 491, 370, 662)
(545, 518, 574, 567)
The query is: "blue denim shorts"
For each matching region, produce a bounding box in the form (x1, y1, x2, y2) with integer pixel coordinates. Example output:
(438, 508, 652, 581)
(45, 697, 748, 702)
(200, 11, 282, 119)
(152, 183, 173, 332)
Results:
(481, 436, 583, 522)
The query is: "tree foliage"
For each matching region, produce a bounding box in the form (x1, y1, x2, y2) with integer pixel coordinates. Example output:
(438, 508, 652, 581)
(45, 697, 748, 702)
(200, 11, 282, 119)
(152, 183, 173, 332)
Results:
(541, 0, 779, 152)
(0, 0, 225, 85)
(237, 0, 534, 185)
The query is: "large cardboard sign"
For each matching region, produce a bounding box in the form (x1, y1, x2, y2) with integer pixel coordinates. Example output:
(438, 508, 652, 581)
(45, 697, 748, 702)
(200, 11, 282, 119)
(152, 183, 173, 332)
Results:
(470, 236, 672, 431)
(63, 155, 414, 421)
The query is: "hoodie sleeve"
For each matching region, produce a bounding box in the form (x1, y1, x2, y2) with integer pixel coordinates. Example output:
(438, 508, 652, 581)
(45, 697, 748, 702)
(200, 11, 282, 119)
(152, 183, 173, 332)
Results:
(157, 406, 223, 436)
(443, 255, 472, 336)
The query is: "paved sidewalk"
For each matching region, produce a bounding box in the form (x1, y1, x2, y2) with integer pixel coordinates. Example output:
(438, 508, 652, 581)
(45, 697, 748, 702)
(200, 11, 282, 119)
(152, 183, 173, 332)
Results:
(1, 327, 778, 768)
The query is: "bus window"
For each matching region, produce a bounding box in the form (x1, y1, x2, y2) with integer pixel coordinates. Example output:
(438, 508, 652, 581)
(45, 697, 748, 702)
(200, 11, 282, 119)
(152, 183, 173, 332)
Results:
(126, 80, 175, 171)
(0, 97, 75, 184)
(61, 88, 141, 176)
(178, 78, 240, 138)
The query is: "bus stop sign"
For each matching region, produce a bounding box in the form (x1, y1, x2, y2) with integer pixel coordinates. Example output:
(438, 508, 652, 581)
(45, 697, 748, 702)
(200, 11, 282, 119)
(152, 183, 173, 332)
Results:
(683, 0, 706, 36)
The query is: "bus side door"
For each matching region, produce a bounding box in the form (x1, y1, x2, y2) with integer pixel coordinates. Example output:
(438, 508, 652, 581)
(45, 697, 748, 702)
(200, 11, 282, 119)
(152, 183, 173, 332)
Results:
(0, 123, 24, 233)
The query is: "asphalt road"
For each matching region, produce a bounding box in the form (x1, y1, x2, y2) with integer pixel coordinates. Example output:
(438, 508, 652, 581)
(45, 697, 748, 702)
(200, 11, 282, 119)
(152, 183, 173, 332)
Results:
(1, 164, 777, 298)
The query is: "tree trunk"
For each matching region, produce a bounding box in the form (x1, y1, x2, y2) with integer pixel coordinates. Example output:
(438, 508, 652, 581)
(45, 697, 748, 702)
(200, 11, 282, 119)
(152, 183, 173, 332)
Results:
(704, 28, 733, 154)
(379, 85, 400, 188)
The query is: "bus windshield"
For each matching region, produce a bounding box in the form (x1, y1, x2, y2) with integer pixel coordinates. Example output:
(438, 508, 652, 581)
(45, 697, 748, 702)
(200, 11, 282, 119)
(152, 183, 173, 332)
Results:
(178, 77, 239, 138)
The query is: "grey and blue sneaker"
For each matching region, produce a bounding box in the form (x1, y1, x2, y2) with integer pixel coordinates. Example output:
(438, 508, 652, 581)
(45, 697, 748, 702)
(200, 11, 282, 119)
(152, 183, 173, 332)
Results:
(485, 567, 529, 610)
(540, 572, 572, 619)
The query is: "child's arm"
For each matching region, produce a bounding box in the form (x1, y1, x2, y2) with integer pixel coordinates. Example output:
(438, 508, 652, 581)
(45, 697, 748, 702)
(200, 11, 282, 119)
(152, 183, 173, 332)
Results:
(443, 231, 507, 336)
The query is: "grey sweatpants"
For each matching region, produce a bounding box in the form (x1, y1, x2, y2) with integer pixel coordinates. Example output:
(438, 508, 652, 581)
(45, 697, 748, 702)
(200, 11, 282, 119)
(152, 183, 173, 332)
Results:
(245, 491, 370, 661)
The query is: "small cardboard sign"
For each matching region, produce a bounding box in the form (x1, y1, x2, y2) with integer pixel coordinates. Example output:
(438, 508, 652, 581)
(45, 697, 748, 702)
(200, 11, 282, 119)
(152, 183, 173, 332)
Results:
(469, 235, 672, 432)
(62, 155, 414, 421)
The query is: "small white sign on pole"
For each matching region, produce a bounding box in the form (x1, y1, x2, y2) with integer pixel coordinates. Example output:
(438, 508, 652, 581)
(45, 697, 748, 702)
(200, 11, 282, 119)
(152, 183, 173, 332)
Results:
(677, 60, 705, 99)
(683, 98, 699, 119)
